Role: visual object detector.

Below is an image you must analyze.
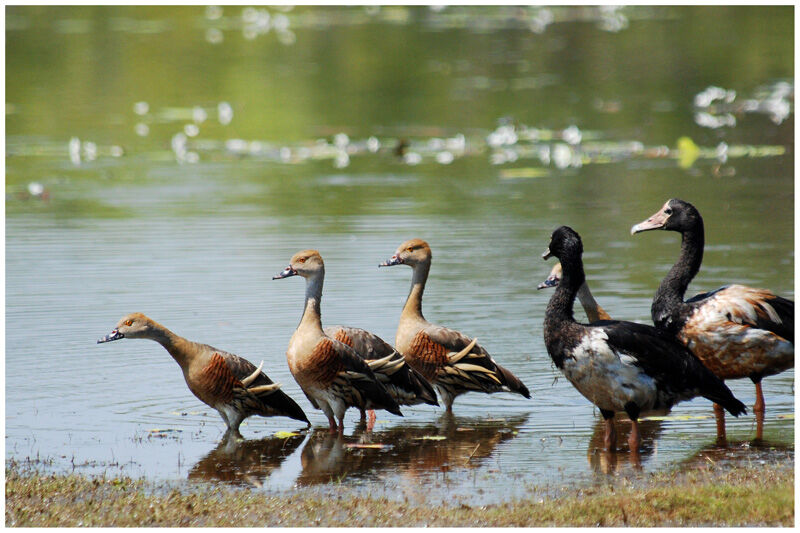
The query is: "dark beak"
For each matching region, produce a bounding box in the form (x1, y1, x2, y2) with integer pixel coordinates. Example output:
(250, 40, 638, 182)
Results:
(379, 255, 403, 267)
(537, 275, 560, 290)
(631, 207, 669, 235)
(97, 329, 124, 343)
(273, 266, 297, 280)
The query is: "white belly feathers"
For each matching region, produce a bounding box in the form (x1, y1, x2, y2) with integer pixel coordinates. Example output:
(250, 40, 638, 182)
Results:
(561, 328, 658, 413)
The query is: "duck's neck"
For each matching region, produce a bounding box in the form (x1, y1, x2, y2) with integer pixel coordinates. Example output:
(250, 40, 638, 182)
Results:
(652, 221, 703, 329)
(401, 261, 430, 322)
(576, 283, 608, 323)
(298, 272, 325, 335)
(150, 324, 193, 368)
(545, 254, 584, 327)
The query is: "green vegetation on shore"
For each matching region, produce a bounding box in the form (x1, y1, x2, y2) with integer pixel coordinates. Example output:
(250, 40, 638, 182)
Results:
(6, 463, 793, 527)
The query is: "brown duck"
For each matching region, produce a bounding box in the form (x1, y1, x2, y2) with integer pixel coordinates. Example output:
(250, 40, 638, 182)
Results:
(379, 238, 531, 411)
(274, 250, 402, 433)
(97, 313, 309, 438)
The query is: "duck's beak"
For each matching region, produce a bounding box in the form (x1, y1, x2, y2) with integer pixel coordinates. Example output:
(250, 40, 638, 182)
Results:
(542, 248, 552, 260)
(537, 275, 559, 290)
(379, 254, 403, 267)
(631, 206, 669, 235)
(273, 265, 297, 279)
(97, 329, 124, 343)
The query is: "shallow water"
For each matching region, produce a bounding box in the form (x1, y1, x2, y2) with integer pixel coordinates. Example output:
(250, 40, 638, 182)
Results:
(6, 6, 794, 504)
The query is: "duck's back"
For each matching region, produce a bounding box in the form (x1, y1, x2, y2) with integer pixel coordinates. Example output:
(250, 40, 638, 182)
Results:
(324, 326, 396, 360)
(679, 285, 794, 379)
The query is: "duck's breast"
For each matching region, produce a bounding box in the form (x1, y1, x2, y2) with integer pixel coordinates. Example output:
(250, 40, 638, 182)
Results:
(288, 337, 344, 390)
(560, 328, 657, 413)
(186, 352, 239, 408)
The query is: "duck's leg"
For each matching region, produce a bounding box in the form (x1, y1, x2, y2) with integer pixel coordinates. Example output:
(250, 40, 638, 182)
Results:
(623, 402, 641, 454)
(366, 410, 376, 432)
(599, 409, 616, 452)
(628, 419, 641, 452)
(436, 385, 455, 414)
(320, 403, 338, 434)
(218, 407, 245, 440)
(753, 380, 765, 441)
(333, 399, 346, 435)
(713, 402, 727, 445)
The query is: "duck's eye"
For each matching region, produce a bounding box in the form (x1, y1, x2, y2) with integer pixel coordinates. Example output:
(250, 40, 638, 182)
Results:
(297, 258, 306, 263)
(125, 320, 133, 326)
(407, 246, 415, 252)
(664, 208, 673, 215)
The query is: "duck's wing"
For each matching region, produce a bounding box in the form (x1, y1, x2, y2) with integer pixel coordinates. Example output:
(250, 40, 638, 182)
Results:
(688, 284, 794, 343)
(324, 326, 396, 359)
(418, 325, 530, 398)
(319, 338, 403, 415)
(598, 321, 746, 416)
(212, 348, 310, 423)
(326, 326, 438, 407)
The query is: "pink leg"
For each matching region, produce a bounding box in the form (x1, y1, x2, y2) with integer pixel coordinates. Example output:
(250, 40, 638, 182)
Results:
(366, 410, 376, 432)
(603, 418, 617, 452)
(714, 402, 727, 445)
(627, 419, 641, 452)
(754, 382, 765, 441)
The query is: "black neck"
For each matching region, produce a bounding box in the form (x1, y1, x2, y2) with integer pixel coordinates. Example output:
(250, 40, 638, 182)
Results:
(652, 219, 704, 329)
(544, 252, 584, 326)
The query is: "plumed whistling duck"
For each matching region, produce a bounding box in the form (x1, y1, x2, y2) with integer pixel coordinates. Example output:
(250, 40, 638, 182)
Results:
(537, 262, 612, 323)
(542, 226, 746, 452)
(632, 198, 794, 440)
(379, 238, 531, 412)
(324, 326, 439, 425)
(274, 250, 402, 433)
(97, 313, 309, 438)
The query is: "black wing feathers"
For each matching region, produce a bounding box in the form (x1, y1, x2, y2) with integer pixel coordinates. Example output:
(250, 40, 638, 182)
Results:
(599, 322, 746, 416)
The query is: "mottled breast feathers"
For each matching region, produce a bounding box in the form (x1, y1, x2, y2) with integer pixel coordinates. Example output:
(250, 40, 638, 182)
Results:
(681, 285, 794, 380)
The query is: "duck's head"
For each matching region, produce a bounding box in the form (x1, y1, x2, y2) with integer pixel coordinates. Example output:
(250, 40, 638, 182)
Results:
(379, 238, 432, 268)
(542, 226, 583, 261)
(631, 198, 701, 235)
(273, 249, 324, 280)
(97, 312, 156, 343)
(537, 262, 563, 290)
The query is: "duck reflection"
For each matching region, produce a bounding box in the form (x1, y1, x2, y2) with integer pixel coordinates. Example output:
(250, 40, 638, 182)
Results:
(586, 415, 663, 474)
(296, 413, 529, 486)
(188, 432, 305, 487)
(681, 438, 794, 470)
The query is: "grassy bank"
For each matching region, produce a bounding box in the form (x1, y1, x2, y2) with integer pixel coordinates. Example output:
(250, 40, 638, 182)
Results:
(6, 463, 793, 526)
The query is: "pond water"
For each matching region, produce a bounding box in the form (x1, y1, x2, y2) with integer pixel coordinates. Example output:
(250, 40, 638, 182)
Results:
(6, 6, 794, 504)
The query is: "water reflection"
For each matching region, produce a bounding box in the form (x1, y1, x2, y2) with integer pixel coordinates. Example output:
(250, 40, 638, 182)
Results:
(586, 417, 664, 475)
(188, 433, 306, 487)
(296, 414, 528, 486)
(681, 439, 794, 471)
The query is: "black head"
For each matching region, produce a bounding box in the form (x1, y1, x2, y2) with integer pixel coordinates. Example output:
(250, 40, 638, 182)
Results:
(631, 198, 702, 235)
(542, 226, 583, 261)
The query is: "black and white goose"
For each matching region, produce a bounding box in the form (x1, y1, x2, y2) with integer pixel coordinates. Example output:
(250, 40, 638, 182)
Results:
(632, 198, 794, 440)
(542, 226, 746, 452)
